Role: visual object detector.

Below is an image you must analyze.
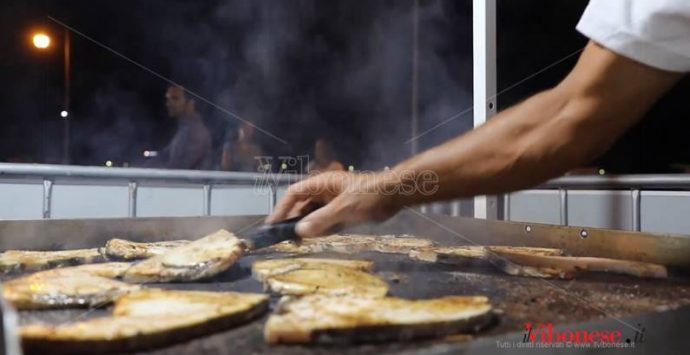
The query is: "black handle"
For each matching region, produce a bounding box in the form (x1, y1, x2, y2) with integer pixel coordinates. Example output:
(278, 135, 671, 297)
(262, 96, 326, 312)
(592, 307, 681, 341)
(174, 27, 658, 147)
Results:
(246, 215, 304, 250)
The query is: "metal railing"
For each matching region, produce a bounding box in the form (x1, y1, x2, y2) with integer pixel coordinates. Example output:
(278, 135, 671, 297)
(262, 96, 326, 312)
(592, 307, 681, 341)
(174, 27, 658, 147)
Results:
(0, 163, 301, 219)
(515, 174, 690, 231)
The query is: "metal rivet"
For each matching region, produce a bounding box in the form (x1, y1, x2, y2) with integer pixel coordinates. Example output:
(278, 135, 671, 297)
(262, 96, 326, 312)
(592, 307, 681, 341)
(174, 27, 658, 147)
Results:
(525, 225, 532, 233)
(580, 229, 588, 239)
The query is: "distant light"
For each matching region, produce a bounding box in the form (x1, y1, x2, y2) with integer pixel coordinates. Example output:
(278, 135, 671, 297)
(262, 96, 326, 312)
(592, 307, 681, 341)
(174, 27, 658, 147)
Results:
(281, 163, 288, 170)
(60, 110, 69, 118)
(143, 150, 158, 157)
(143, 151, 150, 157)
(105, 160, 113, 167)
(348, 165, 354, 172)
(598, 169, 606, 176)
(384, 166, 390, 171)
(32, 33, 51, 49)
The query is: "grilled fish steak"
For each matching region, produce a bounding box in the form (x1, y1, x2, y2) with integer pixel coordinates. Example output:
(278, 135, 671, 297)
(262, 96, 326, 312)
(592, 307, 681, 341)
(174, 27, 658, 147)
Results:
(265, 294, 493, 344)
(492, 249, 668, 279)
(3, 266, 140, 310)
(264, 267, 389, 298)
(21, 289, 269, 355)
(0, 249, 103, 275)
(409, 246, 667, 279)
(101, 239, 191, 260)
(26, 262, 133, 279)
(267, 234, 435, 255)
(252, 258, 375, 282)
(252, 257, 387, 297)
(122, 229, 244, 283)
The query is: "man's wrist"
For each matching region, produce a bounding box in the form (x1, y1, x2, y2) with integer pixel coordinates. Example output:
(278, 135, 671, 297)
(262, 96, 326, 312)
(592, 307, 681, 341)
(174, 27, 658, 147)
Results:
(374, 168, 440, 209)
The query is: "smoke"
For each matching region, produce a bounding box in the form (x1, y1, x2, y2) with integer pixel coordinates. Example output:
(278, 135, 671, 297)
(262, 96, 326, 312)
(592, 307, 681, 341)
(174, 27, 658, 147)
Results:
(13, 0, 474, 169)
(211, 0, 474, 170)
(75, 82, 156, 165)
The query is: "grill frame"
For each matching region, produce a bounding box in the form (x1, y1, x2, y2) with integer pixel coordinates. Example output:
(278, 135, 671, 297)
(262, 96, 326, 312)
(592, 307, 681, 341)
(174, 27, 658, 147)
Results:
(1, 212, 689, 354)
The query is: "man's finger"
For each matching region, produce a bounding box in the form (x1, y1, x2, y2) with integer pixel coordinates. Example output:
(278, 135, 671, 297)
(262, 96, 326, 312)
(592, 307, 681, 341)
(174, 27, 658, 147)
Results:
(284, 199, 316, 220)
(295, 202, 345, 238)
(265, 189, 306, 223)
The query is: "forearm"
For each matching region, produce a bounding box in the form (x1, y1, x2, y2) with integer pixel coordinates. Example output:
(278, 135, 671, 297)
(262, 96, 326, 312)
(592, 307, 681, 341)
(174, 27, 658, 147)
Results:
(388, 88, 588, 202)
(381, 42, 682, 207)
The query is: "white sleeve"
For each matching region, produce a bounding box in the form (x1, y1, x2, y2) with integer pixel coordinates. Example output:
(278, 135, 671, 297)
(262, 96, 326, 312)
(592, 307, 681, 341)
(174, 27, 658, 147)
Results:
(577, 0, 690, 72)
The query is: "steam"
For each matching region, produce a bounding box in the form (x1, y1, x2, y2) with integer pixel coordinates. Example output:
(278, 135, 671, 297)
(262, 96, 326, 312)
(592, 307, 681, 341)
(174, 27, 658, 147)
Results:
(213, 0, 473, 170)
(22, 1, 475, 169)
(76, 83, 156, 165)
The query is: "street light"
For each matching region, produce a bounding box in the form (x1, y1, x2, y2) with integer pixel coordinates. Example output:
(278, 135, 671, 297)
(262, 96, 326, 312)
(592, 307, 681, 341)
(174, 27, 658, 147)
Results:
(32, 33, 51, 49)
(30, 29, 71, 165)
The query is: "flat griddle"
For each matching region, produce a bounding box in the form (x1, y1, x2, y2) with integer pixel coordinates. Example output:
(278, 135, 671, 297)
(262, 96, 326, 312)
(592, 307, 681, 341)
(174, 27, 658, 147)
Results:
(1, 212, 690, 354)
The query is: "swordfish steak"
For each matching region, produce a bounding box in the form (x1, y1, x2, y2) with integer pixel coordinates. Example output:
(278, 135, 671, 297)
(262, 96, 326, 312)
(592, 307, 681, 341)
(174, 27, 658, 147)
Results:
(3, 263, 139, 310)
(0, 248, 103, 275)
(265, 294, 493, 344)
(122, 229, 245, 283)
(100, 239, 191, 261)
(20, 289, 269, 355)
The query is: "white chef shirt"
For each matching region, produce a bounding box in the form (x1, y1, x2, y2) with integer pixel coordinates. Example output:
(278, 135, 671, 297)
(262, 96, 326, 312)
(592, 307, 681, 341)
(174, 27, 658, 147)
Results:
(577, 0, 690, 72)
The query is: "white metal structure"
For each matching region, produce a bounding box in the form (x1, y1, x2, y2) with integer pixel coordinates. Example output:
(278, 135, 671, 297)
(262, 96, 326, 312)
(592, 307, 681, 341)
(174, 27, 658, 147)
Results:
(472, 0, 498, 219)
(0, 163, 296, 220)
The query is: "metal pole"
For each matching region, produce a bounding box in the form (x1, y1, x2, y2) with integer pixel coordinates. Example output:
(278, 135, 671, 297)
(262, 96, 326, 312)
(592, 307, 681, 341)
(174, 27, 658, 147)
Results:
(559, 188, 569, 226)
(128, 181, 138, 217)
(631, 189, 641, 231)
(203, 184, 212, 216)
(268, 184, 277, 214)
(472, 0, 498, 219)
(42, 179, 53, 219)
(410, 0, 420, 156)
(503, 193, 511, 221)
(63, 29, 71, 165)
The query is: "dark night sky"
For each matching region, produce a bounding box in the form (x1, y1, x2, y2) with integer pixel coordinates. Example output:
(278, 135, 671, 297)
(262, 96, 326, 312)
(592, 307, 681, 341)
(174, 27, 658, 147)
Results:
(1, 0, 688, 172)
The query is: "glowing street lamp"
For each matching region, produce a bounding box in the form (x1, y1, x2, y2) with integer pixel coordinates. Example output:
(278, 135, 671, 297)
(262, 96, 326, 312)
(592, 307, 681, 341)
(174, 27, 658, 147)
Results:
(30, 29, 72, 164)
(32, 33, 51, 49)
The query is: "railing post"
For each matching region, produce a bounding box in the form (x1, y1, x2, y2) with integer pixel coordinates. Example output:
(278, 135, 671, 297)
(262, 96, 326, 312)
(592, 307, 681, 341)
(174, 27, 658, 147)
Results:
(203, 184, 212, 216)
(42, 179, 53, 219)
(268, 184, 277, 214)
(503, 193, 511, 221)
(559, 188, 568, 226)
(128, 181, 138, 218)
(631, 189, 641, 231)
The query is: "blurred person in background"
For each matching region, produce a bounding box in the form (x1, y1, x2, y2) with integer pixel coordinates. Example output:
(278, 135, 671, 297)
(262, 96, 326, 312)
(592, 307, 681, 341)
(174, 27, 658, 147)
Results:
(306, 138, 345, 175)
(144, 85, 212, 170)
(220, 121, 263, 172)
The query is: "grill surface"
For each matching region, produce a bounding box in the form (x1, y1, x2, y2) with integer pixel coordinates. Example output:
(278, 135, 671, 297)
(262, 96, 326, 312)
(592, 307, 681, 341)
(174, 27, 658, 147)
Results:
(4, 213, 690, 354)
(12, 251, 690, 355)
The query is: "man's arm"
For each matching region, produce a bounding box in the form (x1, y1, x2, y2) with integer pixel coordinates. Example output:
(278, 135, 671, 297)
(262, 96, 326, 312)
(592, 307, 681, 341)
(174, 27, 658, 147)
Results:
(269, 41, 682, 237)
(392, 41, 681, 200)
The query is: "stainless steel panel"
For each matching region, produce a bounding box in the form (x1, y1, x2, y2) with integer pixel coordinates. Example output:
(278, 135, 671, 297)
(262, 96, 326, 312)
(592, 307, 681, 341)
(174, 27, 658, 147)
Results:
(136, 185, 204, 217)
(641, 191, 690, 235)
(51, 183, 129, 219)
(0, 181, 43, 220)
(508, 190, 560, 224)
(567, 190, 632, 230)
(210, 186, 270, 216)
